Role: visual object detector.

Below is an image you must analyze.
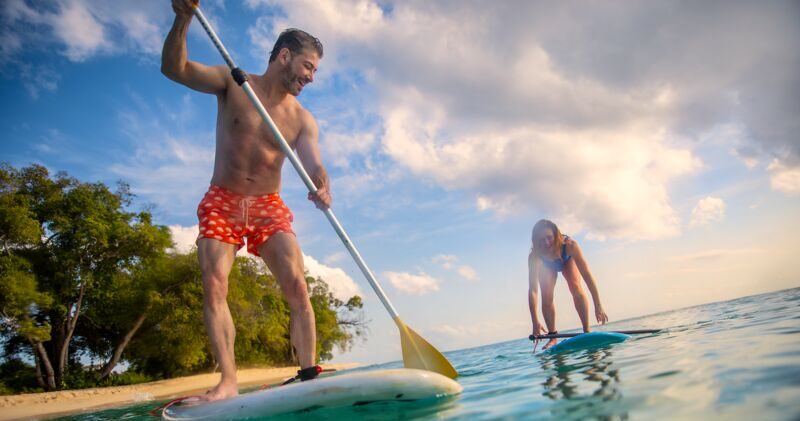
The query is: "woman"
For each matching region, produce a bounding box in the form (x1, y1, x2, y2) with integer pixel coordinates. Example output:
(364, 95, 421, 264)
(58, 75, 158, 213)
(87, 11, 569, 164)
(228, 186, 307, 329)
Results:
(528, 219, 608, 346)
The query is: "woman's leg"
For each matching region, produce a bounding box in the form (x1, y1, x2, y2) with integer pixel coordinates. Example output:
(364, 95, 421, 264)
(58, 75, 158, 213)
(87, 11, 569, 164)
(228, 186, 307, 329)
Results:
(562, 259, 591, 332)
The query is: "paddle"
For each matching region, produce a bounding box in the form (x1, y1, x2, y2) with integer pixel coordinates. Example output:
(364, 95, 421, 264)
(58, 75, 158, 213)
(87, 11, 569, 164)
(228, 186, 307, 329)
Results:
(190, 5, 458, 379)
(529, 329, 661, 340)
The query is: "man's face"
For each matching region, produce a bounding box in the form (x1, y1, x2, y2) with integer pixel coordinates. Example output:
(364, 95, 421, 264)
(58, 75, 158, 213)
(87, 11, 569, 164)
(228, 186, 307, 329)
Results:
(280, 48, 320, 96)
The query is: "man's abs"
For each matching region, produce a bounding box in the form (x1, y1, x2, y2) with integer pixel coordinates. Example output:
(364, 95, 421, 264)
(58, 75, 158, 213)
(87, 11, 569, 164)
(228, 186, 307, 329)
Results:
(210, 135, 286, 196)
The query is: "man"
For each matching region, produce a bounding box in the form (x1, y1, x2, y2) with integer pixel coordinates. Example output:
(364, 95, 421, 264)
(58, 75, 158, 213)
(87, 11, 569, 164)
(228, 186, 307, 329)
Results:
(162, 0, 331, 401)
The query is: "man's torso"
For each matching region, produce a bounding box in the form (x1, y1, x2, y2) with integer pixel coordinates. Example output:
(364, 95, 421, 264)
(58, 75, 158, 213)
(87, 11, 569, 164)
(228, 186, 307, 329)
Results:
(211, 73, 305, 196)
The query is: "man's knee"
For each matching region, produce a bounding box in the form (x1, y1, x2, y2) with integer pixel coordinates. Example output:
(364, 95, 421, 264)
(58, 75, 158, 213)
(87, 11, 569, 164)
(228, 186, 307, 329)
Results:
(202, 271, 229, 304)
(283, 276, 312, 311)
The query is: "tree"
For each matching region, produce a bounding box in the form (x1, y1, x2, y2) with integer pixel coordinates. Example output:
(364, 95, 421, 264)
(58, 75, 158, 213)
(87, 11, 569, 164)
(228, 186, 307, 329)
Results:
(76, 251, 201, 379)
(308, 276, 366, 361)
(0, 164, 171, 389)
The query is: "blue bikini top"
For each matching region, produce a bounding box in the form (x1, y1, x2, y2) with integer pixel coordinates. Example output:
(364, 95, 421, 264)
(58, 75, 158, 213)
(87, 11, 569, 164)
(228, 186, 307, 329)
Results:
(540, 235, 571, 272)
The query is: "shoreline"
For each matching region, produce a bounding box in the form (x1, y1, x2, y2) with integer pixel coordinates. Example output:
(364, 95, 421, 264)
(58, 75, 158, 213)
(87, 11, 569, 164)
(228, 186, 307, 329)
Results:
(0, 363, 359, 421)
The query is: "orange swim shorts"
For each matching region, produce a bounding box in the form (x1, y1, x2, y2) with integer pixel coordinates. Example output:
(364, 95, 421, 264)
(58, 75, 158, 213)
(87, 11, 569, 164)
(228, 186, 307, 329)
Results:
(196, 184, 294, 256)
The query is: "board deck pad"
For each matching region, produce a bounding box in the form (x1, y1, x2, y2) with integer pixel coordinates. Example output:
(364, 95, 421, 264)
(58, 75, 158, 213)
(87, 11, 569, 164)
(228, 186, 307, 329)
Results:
(162, 368, 462, 420)
(544, 332, 630, 354)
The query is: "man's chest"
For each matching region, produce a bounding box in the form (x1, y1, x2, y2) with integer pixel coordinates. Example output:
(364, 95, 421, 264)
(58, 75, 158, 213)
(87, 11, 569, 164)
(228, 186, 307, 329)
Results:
(221, 95, 301, 143)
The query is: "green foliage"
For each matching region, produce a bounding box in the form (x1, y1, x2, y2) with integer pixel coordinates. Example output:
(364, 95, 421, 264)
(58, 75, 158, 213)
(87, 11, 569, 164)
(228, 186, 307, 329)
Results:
(123, 252, 210, 378)
(309, 276, 365, 361)
(0, 164, 172, 389)
(99, 370, 154, 387)
(0, 359, 42, 394)
(228, 257, 292, 367)
(0, 254, 53, 342)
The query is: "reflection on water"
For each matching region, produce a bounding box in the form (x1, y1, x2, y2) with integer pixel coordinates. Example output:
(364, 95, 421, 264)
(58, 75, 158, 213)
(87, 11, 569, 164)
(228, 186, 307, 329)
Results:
(539, 347, 628, 420)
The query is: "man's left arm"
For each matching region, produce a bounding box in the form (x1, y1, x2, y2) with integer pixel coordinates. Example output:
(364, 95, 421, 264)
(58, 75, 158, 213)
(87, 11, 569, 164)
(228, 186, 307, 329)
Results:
(295, 112, 331, 209)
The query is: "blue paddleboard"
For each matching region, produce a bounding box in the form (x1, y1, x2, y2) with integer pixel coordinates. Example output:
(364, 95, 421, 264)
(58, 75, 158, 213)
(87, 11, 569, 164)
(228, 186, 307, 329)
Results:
(544, 332, 629, 353)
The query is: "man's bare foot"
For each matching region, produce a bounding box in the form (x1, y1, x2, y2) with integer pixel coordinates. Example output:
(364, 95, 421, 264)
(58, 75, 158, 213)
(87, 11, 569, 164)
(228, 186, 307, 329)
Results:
(202, 379, 239, 402)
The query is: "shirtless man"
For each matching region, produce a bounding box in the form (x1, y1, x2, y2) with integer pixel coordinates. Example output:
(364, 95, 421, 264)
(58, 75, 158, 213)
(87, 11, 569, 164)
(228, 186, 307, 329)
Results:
(162, 0, 331, 401)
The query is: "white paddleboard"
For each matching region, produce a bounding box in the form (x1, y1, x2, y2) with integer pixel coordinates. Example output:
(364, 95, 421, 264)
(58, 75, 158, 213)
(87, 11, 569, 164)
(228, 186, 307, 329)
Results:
(162, 368, 462, 420)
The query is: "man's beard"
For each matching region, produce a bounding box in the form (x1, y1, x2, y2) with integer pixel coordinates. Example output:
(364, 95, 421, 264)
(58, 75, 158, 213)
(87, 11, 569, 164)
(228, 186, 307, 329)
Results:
(281, 69, 302, 96)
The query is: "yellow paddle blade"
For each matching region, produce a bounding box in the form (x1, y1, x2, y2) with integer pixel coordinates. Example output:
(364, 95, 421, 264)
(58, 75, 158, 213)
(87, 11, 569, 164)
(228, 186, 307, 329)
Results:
(396, 318, 458, 379)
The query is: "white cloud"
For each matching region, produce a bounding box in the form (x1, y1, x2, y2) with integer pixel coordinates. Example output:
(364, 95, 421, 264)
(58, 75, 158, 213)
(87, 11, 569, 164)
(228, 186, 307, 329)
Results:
(168, 224, 198, 254)
(432, 254, 457, 270)
(323, 251, 348, 265)
(767, 159, 800, 195)
(169, 223, 248, 256)
(383, 271, 440, 295)
(50, 0, 110, 61)
(432, 255, 478, 281)
(248, 0, 773, 241)
(115, 9, 163, 55)
(384, 109, 701, 240)
(320, 131, 377, 170)
(457, 265, 478, 282)
(303, 254, 363, 301)
(0, 0, 171, 64)
(20, 63, 60, 99)
(690, 196, 726, 227)
(242, 0, 799, 240)
(732, 149, 759, 169)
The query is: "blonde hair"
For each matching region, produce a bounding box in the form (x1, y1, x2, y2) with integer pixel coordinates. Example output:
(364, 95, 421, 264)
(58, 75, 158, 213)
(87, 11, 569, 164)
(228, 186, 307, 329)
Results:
(531, 219, 564, 259)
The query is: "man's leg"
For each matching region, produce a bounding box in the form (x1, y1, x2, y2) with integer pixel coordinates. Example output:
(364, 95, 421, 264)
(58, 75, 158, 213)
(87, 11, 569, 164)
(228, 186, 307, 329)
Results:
(562, 260, 591, 332)
(198, 238, 238, 401)
(259, 233, 316, 369)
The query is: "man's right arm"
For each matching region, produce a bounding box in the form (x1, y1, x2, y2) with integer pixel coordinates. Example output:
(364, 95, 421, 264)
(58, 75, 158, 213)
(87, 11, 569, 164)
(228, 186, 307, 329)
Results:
(161, 1, 227, 95)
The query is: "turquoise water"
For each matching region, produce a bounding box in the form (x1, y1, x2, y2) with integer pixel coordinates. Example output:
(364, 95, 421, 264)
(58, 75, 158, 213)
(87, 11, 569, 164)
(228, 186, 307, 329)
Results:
(56, 287, 800, 420)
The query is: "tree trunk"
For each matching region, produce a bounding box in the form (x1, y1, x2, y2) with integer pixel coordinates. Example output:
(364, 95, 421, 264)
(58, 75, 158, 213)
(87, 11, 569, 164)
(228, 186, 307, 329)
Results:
(32, 347, 45, 389)
(33, 341, 56, 390)
(56, 280, 87, 385)
(99, 306, 150, 379)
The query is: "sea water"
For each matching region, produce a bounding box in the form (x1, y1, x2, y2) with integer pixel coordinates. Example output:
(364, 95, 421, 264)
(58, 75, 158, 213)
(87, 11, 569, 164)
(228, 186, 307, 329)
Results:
(54, 287, 800, 420)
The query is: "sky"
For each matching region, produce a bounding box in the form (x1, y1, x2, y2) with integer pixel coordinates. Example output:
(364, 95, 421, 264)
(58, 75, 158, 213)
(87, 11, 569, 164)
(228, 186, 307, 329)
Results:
(1, 0, 799, 366)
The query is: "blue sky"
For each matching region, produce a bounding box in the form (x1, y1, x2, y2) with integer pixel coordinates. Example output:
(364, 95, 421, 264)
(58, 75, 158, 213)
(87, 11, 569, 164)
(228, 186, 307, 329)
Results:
(1, 0, 799, 366)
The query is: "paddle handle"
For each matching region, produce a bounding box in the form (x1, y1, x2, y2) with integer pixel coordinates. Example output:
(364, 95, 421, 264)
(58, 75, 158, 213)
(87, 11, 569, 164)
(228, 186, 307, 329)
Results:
(529, 329, 661, 340)
(192, 7, 400, 319)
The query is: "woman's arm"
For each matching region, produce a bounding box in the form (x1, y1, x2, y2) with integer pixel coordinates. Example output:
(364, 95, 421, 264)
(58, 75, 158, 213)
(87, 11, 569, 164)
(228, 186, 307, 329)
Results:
(568, 241, 609, 324)
(528, 254, 546, 334)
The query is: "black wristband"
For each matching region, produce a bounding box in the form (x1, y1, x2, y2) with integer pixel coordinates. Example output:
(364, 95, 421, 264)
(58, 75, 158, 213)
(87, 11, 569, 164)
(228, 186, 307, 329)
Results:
(231, 67, 248, 85)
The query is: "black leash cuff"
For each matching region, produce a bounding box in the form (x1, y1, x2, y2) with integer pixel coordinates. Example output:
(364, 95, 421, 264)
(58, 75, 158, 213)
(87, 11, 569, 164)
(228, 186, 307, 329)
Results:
(281, 365, 324, 385)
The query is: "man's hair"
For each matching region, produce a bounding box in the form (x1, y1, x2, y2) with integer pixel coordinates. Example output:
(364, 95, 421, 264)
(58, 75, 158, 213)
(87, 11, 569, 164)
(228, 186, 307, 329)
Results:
(269, 28, 323, 63)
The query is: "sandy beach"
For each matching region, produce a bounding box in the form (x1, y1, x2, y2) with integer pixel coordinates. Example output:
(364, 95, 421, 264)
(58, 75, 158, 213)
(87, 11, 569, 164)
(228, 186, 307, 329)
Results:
(0, 363, 358, 421)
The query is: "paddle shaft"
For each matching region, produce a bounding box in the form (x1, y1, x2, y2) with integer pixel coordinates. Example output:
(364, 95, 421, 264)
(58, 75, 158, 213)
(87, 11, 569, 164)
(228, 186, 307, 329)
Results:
(191, 7, 400, 320)
(529, 329, 661, 340)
